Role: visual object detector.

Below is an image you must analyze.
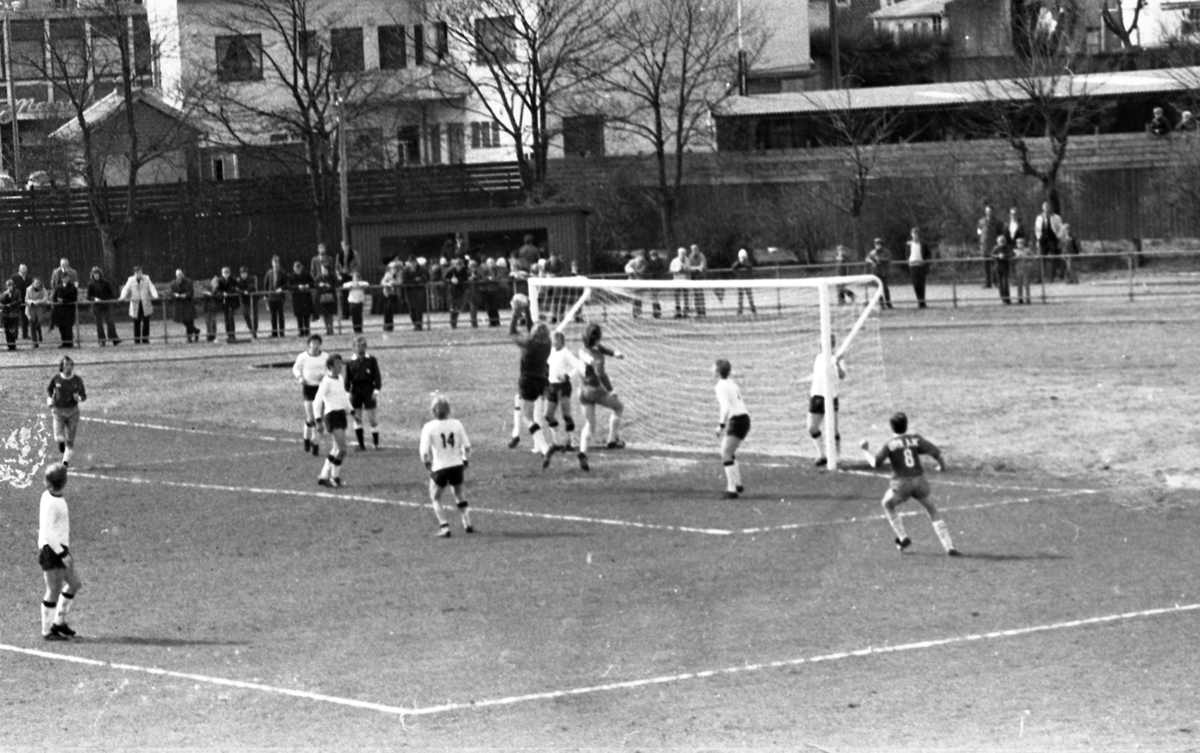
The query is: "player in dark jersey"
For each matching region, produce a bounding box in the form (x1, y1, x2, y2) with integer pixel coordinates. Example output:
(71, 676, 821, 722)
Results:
(344, 336, 382, 450)
(47, 356, 86, 467)
(860, 411, 959, 556)
(509, 299, 556, 468)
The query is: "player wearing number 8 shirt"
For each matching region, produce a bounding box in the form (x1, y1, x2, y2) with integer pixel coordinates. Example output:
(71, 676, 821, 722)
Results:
(420, 394, 473, 538)
(860, 412, 959, 556)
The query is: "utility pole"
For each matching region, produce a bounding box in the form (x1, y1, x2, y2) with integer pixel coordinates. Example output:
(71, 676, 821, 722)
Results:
(829, 0, 842, 87)
(3, 7, 20, 183)
(336, 87, 349, 250)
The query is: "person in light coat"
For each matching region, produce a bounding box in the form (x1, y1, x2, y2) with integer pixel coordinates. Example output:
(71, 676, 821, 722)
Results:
(119, 266, 159, 344)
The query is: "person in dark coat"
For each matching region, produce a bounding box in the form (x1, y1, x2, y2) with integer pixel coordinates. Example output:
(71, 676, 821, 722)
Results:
(214, 267, 240, 343)
(237, 266, 259, 338)
(1, 279, 20, 349)
(85, 267, 121, 346)
(169, 269, 200, 343)
(263, 256, 289, 338)
(402, 257, 430, 331)
(51, 278, 78, 347)
(10, 263, 30, 339)
(290, 261, 315, 337)
(314, 263, 339, 335)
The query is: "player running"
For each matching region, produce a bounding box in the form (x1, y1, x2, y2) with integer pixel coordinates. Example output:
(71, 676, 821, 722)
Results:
(577, 322, 625, 472)
(345, 336, 382, 451)
(860, 411, 960, 556)
(293, 334, 330, 457)
(46, 355, 86, 467)
(509, 297, 557, 469)
(313, 354, 353, 488)
(419, 394, 473, 538)
(545, 330, 582, 451)
(38, 462, 81, 640)
(714, 359, 750, 499)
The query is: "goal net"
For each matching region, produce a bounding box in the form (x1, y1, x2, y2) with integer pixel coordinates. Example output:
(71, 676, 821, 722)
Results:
(528, 274, 891, 467)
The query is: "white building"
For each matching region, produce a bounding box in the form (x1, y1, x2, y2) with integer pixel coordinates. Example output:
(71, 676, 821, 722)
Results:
(870, 0, 948, 44)
(1120, 0, 1200, 46)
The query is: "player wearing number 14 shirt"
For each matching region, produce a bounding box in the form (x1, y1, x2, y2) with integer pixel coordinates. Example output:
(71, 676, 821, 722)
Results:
(860, 412, 959, 556)
(419, 394, 473, 538)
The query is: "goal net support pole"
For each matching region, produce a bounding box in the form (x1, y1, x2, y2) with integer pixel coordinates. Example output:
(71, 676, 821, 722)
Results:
(529, 274, 886, 466)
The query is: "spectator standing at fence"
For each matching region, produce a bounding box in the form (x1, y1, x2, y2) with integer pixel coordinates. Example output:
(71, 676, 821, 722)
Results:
(11, 263, 31, 339)
(214, 267, 240, 343)
(86, 267, 121, 346)
(864, 238, 892, 310)
(1060, 223, 1081, 284)
(290, 261, 315, 337)
(52, 276, 79, 347)
(480, 258, 501, 327)
(380, 260, 401, 332)
(645, 249, 666, 319)
(625, 250, 647, 319)
(907, 227, 930, 309)
(119, 266, 157, 345)
(464, 257, 481, 328)
(445, 256, 468, 329)
(976, 205, 1003, 289)
(1148, 106, 1172, 136)
(402, 257, 429, 331)
(168, 269, 199, 342)
(670, 247, 691, 318)
(237, 266, 259, 338)
(834, 245, 856, 305)
(1, 279, 20, 349)
(310, 243, 336, 280)
(343, 270, 369, 333)
(1180, 111, 1196, 132)
(263, 256, 288, 338)
(49, 258, 76, 290)
(689, 244, 708, 317)
(202, 277, 220, 342)
(1004, 206, 1027, 248)
(1013, 237, 1033, 305)
(732, 249, 758, 315)
(25, 277, 49, 348)
(1035, 201, 1064, 282)
(314, 263, 338, 336)
(992, 235, 1013, 304)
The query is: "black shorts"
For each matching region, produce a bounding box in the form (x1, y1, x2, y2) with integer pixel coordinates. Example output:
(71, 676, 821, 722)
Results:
(350, 391, 377, 410)
(726, 414, 751, 440)
(323, 410, 348, 432)
(431, 465, 465, 488)
(302, 383, 320, 401)
(39, 544, 69, 571)
(808, 395, 839, 415)
(544, 380, 572, 403)
(518, 375, 549, 403)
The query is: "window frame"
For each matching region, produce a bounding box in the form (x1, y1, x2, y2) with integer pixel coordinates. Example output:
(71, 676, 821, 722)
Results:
(215, 33, 264, 82)
(330, 26, 365, 74)
(378, 24, 406, 70)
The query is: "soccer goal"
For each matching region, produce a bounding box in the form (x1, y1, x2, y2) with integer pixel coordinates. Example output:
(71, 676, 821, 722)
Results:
(528, 274, 891, 468)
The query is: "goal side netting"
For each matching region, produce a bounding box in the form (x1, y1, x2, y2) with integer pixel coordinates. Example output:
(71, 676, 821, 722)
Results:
(528, 275, 891, 466)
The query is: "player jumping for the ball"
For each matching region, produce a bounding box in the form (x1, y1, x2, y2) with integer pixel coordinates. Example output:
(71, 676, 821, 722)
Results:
(714, 358, 750, 499)
(860, 411, 960, 556)
(577, 322, 625, 471)
(509, 298, 557, 468)
(420, 394, 473, 538)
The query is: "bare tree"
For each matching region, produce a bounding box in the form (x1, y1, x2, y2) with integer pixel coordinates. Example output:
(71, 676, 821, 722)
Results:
(190, 0, 399, 245)
(581, 0, 744, 248)
(429, 0, 622, 196)
(1100, 0, 1145, 50)
(22, 7, 183, 270)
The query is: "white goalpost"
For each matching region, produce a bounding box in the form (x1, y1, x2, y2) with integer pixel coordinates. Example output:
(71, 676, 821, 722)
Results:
(528, 274, 891, 468)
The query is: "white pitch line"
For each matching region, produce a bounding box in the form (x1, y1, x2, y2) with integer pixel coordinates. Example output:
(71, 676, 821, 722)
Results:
(737, 496, 1067, 534)
(73, 472, 735, 536)
(3, 603, 1195, 719)
(82, 416, 286, 444)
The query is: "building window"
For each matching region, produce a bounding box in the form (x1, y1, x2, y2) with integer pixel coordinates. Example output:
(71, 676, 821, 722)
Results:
(414, 24, 426, 66)
(298, 29, 319, 60)
(10, 21, 45, 81)
(330, 27, 364, 73)
(379, 25, 406, 69)
(428, 123, 442, 164)
(932, 15, 943, 34)
(1184, 8, 1200, 35)
(434, 21, 449, 62)
(562, 115, 605, 158)
(475, 16, 516, 64)
(49, 19, 87, 80)
(398, 125, 420, 165)
(133, 16, 153, 77)
(216, 34, 263, 82)
(470, 121, 502, 149)
(211, 154, 237, 181)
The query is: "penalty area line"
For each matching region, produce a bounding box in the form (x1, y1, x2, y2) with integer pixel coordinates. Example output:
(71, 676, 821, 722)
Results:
(73, 472, 734, 536)
(4, 603, 1195, 720)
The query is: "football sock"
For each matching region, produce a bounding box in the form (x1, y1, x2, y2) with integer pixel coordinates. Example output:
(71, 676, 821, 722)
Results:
(885, 510, 907, 541)
(512, 402, 521, 438)
(304, 421, 315, 440)
(457, 500, 471, 528)
(607, 414, 622, 443)
(730, 462, 742, 489)
(810, 433, 823, 457)
(330, 453, 342, 479)
(564, 418, 575, 433)
(580, 424, 591, 453)
(58, 441, 65, 454)
(355, 428, 365, 448)
(41, 600, 56, 634)
(372, 432, 379, 448)
(723, 461, 737, 492)
(530, 424, 550, 454)
(62, 446, 74, 464)
(932, 519, 956, 552)
(54, 590, 74, 625)
(319, 458, 332, 479)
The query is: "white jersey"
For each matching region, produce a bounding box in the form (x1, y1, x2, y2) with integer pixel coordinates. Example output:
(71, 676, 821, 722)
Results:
(313, 374, 353, 417)
(548, 347, 582, 384)
(810, 353, 844, 398)
(38, 490, 69, 554)
(715, 379, 748, 424)
(420, 418, 471, 471)
(293, 351, 330, 386)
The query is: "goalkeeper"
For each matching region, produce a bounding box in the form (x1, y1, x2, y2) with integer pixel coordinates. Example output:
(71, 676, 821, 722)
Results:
(577, 323, 625, 471)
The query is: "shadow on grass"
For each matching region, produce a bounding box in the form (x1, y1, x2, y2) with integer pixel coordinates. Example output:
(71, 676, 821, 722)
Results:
(80, 636, 249, 648)
(482, 530, 593, 540)
(953, 551, 1069, 562)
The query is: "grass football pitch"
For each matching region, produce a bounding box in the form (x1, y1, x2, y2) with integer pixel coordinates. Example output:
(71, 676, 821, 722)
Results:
(1, 298, 1198, 751)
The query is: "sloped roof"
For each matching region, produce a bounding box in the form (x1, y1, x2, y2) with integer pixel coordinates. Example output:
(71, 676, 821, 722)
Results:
(715, 66, 1200, 118)
(870, 0, 948, 20)
(50, 88, 203, 141)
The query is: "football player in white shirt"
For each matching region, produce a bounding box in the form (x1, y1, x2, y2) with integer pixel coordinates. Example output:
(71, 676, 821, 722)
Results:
(313, 354, 353, 488)
(714, 359, 751, 499)
(419, 394, 473, 538)
(38, 462, 81, 640)
(293, 334, 330, 457)
(544, 330, 583, 450)
(808, 334, 846, 467)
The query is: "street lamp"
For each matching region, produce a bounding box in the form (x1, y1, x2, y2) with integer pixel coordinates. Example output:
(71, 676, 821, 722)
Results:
(334, 86, 349, 254)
